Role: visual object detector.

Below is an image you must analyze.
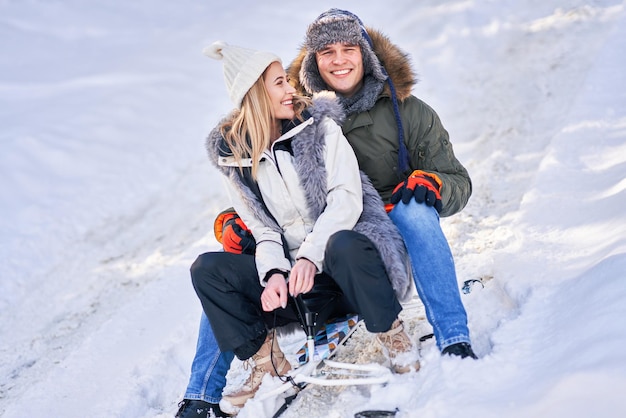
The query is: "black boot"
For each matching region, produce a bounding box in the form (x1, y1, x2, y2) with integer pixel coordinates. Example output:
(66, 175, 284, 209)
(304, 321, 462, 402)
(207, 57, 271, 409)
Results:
(442, 342, 478, 359)
(175, 399, 231, 418)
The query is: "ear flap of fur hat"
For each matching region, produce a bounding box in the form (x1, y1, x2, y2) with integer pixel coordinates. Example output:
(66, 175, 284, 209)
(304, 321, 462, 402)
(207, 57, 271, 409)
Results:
(299, 8, 387, 94)
(203, 41, 281, 108)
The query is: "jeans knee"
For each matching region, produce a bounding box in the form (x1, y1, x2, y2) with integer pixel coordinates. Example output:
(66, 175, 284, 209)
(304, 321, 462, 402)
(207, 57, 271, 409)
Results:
(393, 199, 436, 221)
(391, 201, 441, 238)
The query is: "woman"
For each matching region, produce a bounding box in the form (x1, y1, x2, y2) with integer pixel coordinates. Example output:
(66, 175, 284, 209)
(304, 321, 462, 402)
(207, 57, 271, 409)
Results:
(192, 41, 419, 412)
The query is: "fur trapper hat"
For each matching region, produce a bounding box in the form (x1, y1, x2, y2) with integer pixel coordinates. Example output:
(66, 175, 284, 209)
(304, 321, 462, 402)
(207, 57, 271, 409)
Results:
(204, 41, 281, 108)
(299, 9, 411, 173)
(300, 8, 388, 94)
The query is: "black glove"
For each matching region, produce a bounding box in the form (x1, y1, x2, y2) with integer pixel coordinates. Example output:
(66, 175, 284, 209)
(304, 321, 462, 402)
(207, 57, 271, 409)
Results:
(390, 170, 443, 213)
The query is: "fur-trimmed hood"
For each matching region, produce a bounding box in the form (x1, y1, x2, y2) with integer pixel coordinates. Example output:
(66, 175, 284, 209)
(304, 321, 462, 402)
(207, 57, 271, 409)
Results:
(288, 27, 417, 101)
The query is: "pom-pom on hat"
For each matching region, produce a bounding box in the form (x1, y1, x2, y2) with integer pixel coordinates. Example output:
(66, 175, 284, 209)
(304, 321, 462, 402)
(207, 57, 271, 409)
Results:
(204, 41, 281, 108)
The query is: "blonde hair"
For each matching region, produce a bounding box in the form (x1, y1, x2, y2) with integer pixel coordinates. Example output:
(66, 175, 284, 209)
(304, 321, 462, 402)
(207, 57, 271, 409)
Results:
(220, 69, 312, 179)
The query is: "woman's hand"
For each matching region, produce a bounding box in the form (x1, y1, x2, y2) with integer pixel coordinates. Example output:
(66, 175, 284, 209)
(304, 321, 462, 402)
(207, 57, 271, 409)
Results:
(289, 258, 316, 297)
(261, 273, 288, 312)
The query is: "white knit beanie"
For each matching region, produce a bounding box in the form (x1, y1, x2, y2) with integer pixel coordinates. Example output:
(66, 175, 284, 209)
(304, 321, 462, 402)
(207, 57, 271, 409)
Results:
(203, 41, 281, 108)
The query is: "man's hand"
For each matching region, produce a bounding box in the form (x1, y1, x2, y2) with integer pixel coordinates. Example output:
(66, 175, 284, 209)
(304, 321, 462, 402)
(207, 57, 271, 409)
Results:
(289, 258, 316, 297)
(390, 170, 443, 213)
(261, 273, 289, 312)
(213, 207, 256, 254)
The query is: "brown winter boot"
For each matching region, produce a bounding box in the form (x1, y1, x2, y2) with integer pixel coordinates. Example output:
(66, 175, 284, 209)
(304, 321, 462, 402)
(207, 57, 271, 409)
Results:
(221, 332, 291, 410)
(376, 319, 420, 374)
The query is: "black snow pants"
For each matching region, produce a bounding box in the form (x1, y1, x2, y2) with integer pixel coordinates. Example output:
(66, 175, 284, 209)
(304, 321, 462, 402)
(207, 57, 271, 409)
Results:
(191, 230, 402, 360)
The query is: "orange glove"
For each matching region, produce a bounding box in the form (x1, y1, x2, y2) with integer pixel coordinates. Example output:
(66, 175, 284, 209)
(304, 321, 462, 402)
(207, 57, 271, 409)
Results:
(390, 170, 443, 213)
(213, 207, 256, 254)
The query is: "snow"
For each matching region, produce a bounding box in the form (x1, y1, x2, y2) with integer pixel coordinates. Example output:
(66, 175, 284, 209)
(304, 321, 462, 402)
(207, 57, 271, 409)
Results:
(1, 0, 625, 417)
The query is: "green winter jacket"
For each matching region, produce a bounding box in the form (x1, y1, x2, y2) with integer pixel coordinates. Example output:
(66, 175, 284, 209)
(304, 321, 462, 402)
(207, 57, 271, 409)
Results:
(288, 27, 471, 217)
(341, 94, 470, 217)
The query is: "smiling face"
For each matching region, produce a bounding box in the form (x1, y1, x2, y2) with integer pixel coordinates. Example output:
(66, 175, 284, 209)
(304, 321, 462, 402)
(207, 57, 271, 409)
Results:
(315, 42, 364, 97)
(263, 61, 296, 122)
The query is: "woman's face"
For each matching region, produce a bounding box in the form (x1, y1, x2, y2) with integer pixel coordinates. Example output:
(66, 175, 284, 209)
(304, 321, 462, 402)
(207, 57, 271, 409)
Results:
(263, 61, 296, 121)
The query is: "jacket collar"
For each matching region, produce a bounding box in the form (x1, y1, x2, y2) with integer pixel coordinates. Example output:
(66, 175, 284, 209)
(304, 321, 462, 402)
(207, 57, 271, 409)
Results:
(217, 114, 314, 167)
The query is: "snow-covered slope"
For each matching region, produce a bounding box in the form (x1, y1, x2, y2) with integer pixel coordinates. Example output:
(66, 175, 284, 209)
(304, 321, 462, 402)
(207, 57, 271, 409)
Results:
(1, 1, 625, 417)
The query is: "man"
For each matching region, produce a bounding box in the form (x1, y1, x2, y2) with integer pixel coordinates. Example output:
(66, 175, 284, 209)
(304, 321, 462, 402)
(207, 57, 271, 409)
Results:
(176, 8, 475, 417)
(288, 8, 476, 358)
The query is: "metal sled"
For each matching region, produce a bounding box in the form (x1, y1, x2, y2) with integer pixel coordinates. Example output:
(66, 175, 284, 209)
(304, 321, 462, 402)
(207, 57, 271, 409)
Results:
(255, 279, 392, 403)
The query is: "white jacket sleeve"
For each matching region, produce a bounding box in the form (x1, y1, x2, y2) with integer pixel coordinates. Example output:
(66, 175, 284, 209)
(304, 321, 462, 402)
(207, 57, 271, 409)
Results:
(296, 118, 363, 270)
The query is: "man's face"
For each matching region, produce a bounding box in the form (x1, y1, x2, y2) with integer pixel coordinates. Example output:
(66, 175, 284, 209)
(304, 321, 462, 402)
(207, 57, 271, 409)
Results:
(315, 42, 364, 97)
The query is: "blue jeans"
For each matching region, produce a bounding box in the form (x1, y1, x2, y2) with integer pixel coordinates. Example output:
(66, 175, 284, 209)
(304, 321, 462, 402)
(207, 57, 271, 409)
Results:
(183, 313, 234, 403)
(388, 200, 471, 350)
